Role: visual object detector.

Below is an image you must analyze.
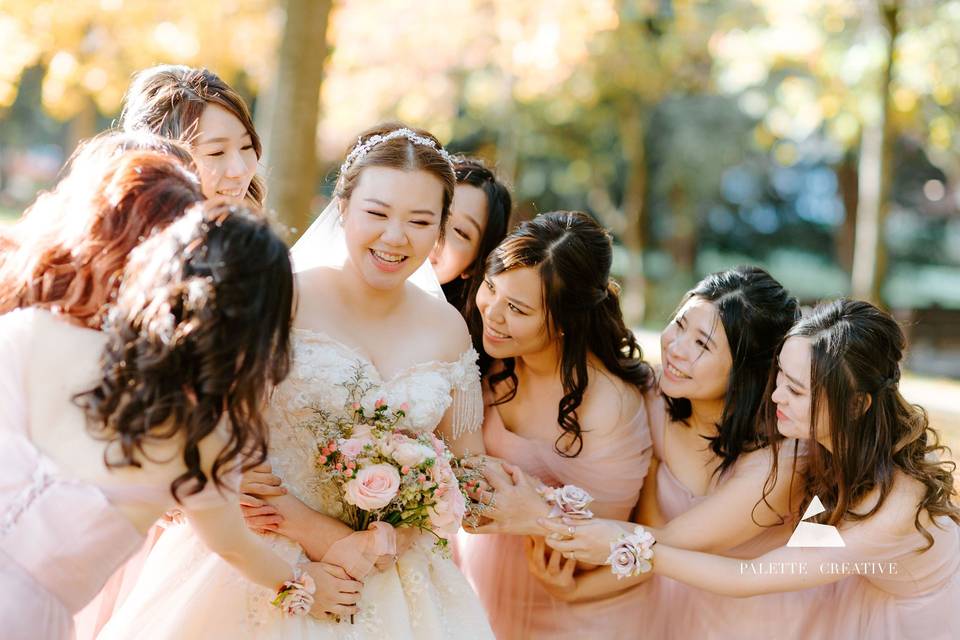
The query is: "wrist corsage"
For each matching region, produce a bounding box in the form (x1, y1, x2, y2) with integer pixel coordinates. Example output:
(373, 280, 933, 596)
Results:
(271, 566, 316, 616)
(607, 526, 656, 579)
(537, 484, 594, 520)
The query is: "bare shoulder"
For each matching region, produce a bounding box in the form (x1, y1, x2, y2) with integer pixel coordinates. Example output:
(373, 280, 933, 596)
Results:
(846, 471, 929, 536)
(405, 285, 471, 362)
(292, 267, 340, 326)
(293, 265, 339, 293)
(578, 363, 644, 437)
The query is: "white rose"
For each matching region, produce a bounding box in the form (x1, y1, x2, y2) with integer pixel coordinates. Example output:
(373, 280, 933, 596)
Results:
(391, 441, 436, 468)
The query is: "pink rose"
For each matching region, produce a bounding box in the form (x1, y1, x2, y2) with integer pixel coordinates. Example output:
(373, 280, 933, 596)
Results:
(539, 484, 594, 519)
(429, 433, 446, 456)
(429, 482, 466, 540)
(339, 436, 372, 459)
(606, 526, 655, 579)
(343, 464, 401, 510)
(276, 571, 316, 616)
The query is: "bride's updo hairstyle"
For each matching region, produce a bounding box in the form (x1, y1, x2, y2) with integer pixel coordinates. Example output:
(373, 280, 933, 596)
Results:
(333, 122, 455, 243)
(487, 211, 655, 457)
(120, 64, 265, 206)
(76, 202, 294, 501)
(0, 142, 203, 328)
(765, 299, 959, 550)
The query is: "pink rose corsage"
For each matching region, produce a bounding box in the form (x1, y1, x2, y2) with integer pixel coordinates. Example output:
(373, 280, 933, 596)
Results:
(607, 526, 656, 579)
(271, 567, 317, 616)
(538, 484, 595, 520)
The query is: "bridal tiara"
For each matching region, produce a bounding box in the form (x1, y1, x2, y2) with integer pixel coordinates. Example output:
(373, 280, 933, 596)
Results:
(339, 128, 456, 176)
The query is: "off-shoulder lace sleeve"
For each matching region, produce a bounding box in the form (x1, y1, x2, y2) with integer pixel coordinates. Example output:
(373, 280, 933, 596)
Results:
(448, 348, 483, 439)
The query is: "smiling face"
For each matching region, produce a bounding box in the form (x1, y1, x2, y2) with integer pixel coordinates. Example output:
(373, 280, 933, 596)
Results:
(659, 296, 733, 402)
(341, 166, 444, 290)
(475, 266, 551, 358)
(193, 103, 258, 202)
(429, 183, 489, 284)
(771, 336, 829, 444)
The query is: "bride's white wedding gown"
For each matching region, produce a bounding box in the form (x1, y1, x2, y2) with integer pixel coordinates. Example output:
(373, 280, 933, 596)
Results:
(98, 328, 494, 639)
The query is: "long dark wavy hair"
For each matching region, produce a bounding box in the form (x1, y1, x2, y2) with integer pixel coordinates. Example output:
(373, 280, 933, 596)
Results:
(764, 299, 959, 550)
(441, 156, 512, 375)
(487, 211, 654, 457)
(664, 266, 799, 477)
(75, 202, 294, 501)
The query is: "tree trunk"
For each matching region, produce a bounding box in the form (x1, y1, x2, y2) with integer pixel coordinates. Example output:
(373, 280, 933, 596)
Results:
(68, 96, 98, 154)
(851, 0, 899, 305)
(260, 0, 332, 238)
(619, 103, 648, 325)
(835, 151, 859, 274)
(495, 73, 519, 188)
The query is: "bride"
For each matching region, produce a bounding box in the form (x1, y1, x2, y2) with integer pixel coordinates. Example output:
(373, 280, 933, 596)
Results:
(98, 124, 494, 639)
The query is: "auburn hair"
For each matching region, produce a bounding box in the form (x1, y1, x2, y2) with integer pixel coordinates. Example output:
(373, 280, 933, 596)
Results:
(0, 145, 203, 328)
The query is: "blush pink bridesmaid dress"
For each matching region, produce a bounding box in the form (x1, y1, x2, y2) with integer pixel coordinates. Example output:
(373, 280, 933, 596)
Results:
(640, 391, 828, 639)
(0, 308, 232, 640)
(456, 392, 653, 640)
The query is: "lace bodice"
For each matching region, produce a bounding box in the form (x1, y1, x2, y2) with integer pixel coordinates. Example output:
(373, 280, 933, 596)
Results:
(266, 328, 482, 520)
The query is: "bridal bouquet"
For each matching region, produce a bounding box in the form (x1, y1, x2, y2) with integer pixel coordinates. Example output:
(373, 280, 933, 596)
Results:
(311, 393, 468, 552)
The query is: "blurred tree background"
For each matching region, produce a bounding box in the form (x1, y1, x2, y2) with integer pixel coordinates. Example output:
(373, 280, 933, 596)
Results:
(1, 0, 959, 382)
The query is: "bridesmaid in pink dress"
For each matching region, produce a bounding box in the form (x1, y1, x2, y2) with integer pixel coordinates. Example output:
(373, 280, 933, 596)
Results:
(535, 266, 818, 639)
(0, 164, 362, 637)
(454, 211, 656, 639)
(558, 299, 960, 639)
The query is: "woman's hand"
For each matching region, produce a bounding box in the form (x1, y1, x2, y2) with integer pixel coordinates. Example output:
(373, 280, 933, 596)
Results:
(242, 462, 287, 497)
(240, 494, 284, 534)
(240, 462, 287, 534)
(321, 522, 397, 581)
(373, 526, 420, 572)
(539, 517, 636, 566)
(462, 458, 550, 536)
(526, 536, 578, 601)
(300, 562, 363, 619)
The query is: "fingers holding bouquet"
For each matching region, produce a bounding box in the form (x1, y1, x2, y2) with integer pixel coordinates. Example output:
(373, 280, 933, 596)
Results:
(300, 561, 364, 620)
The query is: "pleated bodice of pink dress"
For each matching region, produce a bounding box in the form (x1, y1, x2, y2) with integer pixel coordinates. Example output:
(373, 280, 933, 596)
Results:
(456, 391, 653, 640)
